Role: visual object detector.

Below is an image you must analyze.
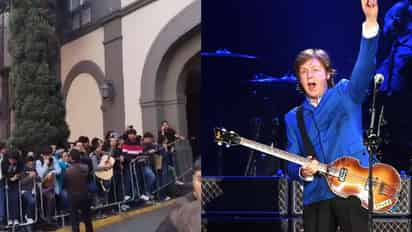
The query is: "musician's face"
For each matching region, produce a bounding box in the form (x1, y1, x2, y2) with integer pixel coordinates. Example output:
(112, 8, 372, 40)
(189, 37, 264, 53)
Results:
(298, 58, 330, 100)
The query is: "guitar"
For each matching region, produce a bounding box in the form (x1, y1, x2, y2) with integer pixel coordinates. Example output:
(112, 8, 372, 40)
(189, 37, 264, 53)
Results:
(95, 154, 116, 181)
(42, 171, 55, 189)
(214, 127, 401, 213)
(161, 137, 183, 151)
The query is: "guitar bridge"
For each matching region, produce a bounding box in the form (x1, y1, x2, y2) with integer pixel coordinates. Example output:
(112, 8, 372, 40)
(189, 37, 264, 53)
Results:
(338, 168, 348, 182)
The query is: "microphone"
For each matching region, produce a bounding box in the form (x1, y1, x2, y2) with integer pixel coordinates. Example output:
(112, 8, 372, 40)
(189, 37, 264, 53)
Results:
(374, 73, 384, 86)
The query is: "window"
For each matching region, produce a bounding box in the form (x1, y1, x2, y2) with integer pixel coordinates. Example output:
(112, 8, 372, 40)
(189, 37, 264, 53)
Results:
(70, 0, 90, 11)
(72, 13, 80, 30)
(81, 7, 91, 25)
(70, 0, 80, 11)
(70, 0, 92, 30)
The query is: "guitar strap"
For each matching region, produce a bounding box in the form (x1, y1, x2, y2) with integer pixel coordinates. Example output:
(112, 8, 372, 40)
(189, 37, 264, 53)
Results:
(99, 179, 111, 193)
(296, 105, 317, 159)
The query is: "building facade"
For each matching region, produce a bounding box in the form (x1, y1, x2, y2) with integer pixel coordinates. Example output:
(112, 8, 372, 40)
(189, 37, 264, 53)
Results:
(1, 0, 200, 149)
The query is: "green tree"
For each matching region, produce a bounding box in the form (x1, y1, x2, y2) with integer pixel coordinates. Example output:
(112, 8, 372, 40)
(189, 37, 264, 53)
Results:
(8, 0, 69, 152)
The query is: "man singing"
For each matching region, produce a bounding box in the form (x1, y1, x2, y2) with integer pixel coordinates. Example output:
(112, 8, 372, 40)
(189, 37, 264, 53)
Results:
(285, 0, 379, 231)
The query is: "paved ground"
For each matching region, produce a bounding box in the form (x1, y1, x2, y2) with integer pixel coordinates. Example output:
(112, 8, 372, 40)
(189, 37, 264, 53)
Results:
(97, 204, 174, 232)
(53, 199, 178, 232)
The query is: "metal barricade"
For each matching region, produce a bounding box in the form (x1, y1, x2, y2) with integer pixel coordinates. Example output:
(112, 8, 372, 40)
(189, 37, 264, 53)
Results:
(89, 162, 138, 214)
(42, 155, 195, 228)
(4, 178, 38, 231)
(130, 157, 150, 199)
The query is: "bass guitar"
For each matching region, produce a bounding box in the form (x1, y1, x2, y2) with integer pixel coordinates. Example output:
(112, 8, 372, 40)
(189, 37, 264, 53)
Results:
(214, 127, 401, 213)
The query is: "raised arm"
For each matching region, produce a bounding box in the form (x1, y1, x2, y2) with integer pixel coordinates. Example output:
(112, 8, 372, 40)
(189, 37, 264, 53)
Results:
(348, 0, 379, 104)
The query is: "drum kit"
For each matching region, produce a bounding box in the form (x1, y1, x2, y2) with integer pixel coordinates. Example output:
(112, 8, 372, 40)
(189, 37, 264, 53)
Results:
(202, 49, 299, 176)
(202, 49, 298, 86)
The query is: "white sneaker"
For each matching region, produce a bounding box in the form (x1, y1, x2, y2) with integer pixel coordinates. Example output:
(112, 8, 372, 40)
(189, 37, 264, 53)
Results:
(163, 196, 171, 201)
(25, 216, 34, 224)
(7, 220, 12, 225)
(140, 194, 150, 201)
(175, 180, 185, 185)
(124, 195, 131, 201)
(120, 204, 130, 211)
(13, 219, 19, 225)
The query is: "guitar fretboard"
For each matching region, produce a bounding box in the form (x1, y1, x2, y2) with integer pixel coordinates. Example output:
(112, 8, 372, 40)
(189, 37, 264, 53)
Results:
(240, 137, 328, 173)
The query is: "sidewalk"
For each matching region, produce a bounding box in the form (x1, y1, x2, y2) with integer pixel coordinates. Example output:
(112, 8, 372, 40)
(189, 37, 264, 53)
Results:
(56, 199, 177, 232)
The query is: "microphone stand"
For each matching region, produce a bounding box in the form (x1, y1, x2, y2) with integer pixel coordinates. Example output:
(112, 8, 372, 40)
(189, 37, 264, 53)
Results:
(366, 79, 383, 232)
(244, 118, 262, 176)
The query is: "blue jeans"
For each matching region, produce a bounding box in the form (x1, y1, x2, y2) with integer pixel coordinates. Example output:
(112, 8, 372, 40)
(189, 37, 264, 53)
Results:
(22, 191, 35, 219)
(0, 181, 5, 223)
(7, 185, 19, 220)
(141, 166, 156, 195)
(123, 167, 132, 197)
(57, 189, 69, 211)
(113, 166, 132, 200)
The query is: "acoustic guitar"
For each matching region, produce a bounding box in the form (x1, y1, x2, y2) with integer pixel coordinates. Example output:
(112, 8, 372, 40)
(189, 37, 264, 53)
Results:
(214, 127, 401, 213)
(42, 171, 55, 189)
(95, 154, 116, 181)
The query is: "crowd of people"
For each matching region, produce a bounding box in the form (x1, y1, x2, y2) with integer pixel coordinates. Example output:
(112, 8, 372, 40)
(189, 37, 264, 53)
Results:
(0, 120, 189, 231)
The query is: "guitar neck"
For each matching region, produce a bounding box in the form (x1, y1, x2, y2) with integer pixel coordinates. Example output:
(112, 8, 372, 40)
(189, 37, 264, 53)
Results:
(239, 137, 328, 173)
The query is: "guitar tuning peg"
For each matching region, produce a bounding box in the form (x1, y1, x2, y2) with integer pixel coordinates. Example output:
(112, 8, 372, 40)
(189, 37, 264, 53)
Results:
(229, 131, 234, 134)
(221, 128, 227, 132)
(217, 142, 223, 146)
(225, 144, 230, 148)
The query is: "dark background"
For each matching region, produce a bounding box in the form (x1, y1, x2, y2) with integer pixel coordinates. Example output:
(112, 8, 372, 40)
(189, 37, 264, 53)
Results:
(201, 0, 410, 176)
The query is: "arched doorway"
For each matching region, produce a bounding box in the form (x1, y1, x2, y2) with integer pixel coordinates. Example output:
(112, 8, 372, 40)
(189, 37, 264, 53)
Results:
(63, 60, 107, 142)
(65, 73, 103, 141)
(140, 0, 200, 143)
(184, 55, 200, 160)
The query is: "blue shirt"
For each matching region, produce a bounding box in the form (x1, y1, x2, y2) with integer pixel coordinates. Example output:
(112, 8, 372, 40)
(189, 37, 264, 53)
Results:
(286, 34, 379, 206)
